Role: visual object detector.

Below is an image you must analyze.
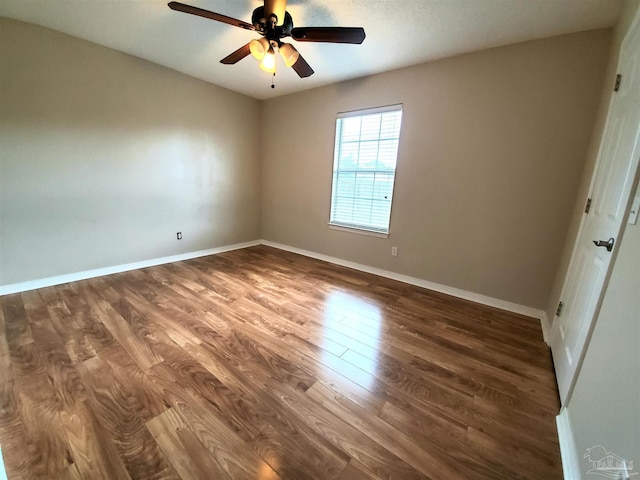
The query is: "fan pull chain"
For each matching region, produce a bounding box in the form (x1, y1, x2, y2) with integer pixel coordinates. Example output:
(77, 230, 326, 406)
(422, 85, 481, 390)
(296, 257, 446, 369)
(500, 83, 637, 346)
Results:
(271, 72, 275, 89)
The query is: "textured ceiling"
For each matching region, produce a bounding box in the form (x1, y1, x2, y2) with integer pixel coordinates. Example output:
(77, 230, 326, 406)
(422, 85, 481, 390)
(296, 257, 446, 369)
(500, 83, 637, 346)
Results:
(0, 0, 623, 100)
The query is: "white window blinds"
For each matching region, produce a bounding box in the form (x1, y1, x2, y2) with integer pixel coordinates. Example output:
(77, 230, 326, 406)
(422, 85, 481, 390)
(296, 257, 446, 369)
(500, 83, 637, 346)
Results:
(330, 105, 403, 234)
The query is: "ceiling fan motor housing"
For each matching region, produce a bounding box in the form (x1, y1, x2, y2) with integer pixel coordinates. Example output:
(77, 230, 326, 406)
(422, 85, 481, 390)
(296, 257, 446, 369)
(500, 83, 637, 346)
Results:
(251, 6, 293, 40)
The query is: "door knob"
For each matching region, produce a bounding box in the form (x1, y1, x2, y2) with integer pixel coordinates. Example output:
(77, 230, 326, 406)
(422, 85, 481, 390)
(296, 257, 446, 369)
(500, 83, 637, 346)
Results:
(592, 237, 615, 252)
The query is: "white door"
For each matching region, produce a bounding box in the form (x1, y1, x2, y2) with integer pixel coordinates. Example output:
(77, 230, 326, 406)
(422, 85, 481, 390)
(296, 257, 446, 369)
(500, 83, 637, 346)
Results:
(550, 12, 640, 404)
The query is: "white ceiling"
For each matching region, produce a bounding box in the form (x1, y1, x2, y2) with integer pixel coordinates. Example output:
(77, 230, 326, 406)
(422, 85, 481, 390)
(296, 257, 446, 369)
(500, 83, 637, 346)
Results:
(0, 0, 623, 100)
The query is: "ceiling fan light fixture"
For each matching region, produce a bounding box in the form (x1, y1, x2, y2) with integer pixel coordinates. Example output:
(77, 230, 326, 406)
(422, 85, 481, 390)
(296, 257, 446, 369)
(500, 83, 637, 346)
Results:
(168, 1, 366, 80)
(250, 37, 270, 60)
(259, 47, 276, 73)
(279, 43, 299, 68)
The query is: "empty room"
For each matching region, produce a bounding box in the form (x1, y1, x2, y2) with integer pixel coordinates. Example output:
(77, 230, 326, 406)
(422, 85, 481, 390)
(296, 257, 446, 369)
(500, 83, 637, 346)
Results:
(1, 0, 639, 479)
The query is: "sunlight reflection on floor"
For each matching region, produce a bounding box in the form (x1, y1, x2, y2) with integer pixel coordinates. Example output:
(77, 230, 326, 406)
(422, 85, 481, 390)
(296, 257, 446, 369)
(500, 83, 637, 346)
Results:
(321, 290, 383, 390)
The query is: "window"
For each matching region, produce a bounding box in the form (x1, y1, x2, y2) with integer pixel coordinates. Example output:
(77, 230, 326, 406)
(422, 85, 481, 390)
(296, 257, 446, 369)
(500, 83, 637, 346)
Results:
(329, 104, 403, 235)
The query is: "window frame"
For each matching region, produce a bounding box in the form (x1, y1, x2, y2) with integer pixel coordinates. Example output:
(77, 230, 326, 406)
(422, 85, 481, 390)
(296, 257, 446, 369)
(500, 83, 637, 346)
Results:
(328, 104, 403, 236)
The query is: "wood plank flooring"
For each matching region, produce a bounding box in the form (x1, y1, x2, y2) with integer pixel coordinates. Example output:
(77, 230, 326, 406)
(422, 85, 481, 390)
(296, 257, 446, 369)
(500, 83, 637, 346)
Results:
(0, 245, 562, 479)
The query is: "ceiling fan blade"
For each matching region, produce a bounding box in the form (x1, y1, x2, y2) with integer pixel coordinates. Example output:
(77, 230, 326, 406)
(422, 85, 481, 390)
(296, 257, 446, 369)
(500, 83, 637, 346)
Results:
(291, 53, 314, 78)
(264, 0, 287, 25)
(291, 27, 366, 44)
(168, 2, 254, 31)
(220, 43, 252, 64)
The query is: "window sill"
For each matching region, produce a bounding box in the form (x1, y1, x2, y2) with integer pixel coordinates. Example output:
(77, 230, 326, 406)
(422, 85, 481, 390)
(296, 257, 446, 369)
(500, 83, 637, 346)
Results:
(328, 224, 389, 238)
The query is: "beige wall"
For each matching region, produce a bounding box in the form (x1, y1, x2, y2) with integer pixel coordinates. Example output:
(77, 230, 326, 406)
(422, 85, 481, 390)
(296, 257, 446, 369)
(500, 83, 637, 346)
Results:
(0, 18, 261, 286)
(563, 1, 640, 476)
(261, 30, 611, 309)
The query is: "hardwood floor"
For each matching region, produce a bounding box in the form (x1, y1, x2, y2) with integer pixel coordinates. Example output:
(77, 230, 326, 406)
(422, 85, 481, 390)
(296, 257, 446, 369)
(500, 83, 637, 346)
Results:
(0, 245, 562, 479)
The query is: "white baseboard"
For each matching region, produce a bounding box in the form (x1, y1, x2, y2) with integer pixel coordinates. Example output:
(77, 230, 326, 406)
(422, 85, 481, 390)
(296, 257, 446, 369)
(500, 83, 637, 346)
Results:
(540, 312, 551, 346)
(557, 407, 581, 480)
(260, 240, 546, 322)
(0, 240, 261, 295)
(1, 238, 547, 327)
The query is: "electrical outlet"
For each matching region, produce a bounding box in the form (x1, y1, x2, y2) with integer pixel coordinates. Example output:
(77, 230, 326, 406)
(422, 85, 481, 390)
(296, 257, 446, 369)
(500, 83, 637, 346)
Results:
(391, 246, 398, 256)
(177, 232, 182, 240)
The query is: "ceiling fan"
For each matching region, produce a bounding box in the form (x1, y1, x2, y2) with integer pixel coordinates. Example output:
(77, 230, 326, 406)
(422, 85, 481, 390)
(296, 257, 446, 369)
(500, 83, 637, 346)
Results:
(168, 0, 366, 79)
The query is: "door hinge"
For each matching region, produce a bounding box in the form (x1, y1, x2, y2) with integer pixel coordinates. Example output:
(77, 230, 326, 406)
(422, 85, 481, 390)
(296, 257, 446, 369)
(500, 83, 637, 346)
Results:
(584, 197, 592, 214)
(614, 74, 622, 92)
(555, 301, 564, 317)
